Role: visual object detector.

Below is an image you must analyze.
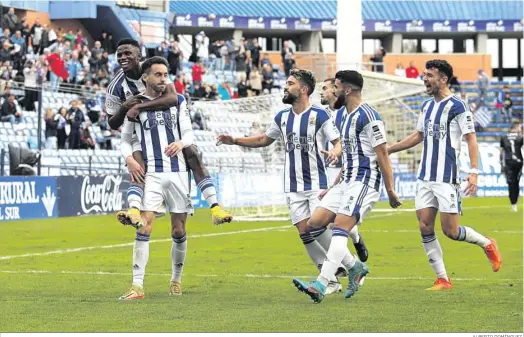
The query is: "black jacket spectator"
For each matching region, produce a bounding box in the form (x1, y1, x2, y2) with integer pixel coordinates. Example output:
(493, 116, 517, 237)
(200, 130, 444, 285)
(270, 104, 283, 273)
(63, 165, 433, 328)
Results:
(1, 96, 16, 117)
(45, 116, 58, 138)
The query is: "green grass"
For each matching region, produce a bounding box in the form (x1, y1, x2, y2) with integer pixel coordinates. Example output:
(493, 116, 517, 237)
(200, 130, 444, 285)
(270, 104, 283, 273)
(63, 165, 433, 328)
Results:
(0, 197, 522, 332)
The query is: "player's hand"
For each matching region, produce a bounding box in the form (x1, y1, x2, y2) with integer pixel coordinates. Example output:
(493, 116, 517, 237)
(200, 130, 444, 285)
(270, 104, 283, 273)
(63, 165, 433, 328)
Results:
(387, 190, 402, 209)
(464, 173, 478, 196)
(126, 157, 145, 184)
(216, 134, 235, 146)
(165, 141, 184, 157)
(122, 96, 142, 110)
(318, 188, 330, 200)
(321, 149, 339, 165)
(127, 106, 140, 119)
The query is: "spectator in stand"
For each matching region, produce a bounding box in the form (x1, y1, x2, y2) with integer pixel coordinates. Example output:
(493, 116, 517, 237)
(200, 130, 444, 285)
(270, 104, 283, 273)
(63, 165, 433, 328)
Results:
(44, 108, 58, 149)
(218, 81, 232, 100)
(74, 29, 87, 49)
(10, 30, 26, 54)
(281, 41, 295, 77)
(155, 41, 169, 58)
(56, 106, 68, 149)
(262, 63, 273, 92)
(496, 85, 513, 123)
(237, 73, 248, 98)
(22, 60, 40, 111)
(394, 63, 406, 77)
(477, 69, 490, 104)
(30, 18, 43, 54)
(281, 40, 293, 64)
(67, 100, 84, 149)
(46, 48, 68, 91)
(174, 73, 185, 94)
(250, 38, 262, 69)
(20, 19, 31, 47)
(0, 40, 14, 62)
(260, 53, 271, 67)
(64, 29, 75, 44)
(192, 82, 206, 100)
(196, 31, 209, 65)
(405, 61, 419, 79)
(100, 31, 114, 54)
(45, 24, 58, 51)
(192, 58, 204, 85)
(89, 52, 105, 75)
(249, 67, 262, 96)
(68, 50, 83, 84)
(91, 40, 103, 58)
(203, 67, 218, 87)
(139, 39, 147, 60)
(218, 40, 229, 71)
(167, 40, 182, 77)
(3, 8, 20, 34)
(235, 37, 249, 81)
(1, 94, 22, 124)
(370, 47, 386, 73)
(0, 28, 11, 46)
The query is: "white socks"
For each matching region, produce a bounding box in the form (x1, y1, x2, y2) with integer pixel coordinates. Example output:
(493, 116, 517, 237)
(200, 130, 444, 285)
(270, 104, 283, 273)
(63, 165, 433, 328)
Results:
(171, 233, 187, 283)
(198, 176, 218, 207)
(319, 229, 351, 286)
(132, 232, 150, 287)
(457, 226, 490, 248)
(422, 232, 448, 280)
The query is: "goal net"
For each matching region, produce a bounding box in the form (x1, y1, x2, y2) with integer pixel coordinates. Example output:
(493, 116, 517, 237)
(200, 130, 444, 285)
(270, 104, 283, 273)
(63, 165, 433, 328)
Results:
(193, 72, 425, 221)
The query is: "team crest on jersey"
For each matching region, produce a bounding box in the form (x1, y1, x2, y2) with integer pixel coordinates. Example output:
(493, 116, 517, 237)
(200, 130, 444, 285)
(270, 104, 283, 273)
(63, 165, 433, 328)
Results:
(309, 115, 315, 126)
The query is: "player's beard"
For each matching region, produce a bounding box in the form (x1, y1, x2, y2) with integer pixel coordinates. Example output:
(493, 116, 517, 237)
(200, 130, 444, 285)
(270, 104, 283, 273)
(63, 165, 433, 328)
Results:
(333, 94, 346, 109)
(282, 91, 298, 104)
(320, 97, 328, 105)
(152, 83, 167, 94)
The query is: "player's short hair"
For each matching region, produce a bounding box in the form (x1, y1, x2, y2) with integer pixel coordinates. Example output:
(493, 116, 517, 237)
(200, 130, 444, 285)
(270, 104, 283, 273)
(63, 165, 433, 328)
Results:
(289, 69, 316, 96)
(335, 70, 363, 91)
(117, 38, 140, 49)
(324, 78, 336, 85)
(426, 59, 453, 84)
(141, 56, 169, 74)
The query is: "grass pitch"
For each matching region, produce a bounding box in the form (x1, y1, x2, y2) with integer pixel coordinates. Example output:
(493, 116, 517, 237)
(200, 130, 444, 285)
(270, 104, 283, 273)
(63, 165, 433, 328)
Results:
(0, 197, 522, 332)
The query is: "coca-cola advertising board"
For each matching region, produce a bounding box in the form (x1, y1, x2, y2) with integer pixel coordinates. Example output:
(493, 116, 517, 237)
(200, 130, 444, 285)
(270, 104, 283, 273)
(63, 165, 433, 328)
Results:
(57, 175, 129, 217)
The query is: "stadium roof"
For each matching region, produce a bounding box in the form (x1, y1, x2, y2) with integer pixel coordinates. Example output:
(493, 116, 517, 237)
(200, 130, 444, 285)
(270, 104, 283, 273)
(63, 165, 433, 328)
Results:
(170, 0, 524, 21)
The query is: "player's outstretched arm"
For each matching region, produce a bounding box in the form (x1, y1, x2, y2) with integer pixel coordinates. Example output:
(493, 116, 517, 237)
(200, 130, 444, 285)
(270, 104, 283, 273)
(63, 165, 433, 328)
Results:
(375, 143, 402, 209)
(464, 132, 479, 196)
(128, 83, 178, 118)
(216, 134, 276, 148)
(387, 131, 423, 155)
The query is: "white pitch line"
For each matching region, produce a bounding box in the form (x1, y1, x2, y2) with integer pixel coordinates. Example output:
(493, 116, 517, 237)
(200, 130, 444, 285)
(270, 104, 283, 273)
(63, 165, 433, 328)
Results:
(0, 225, 294, 261)
(0, 269, 519, 282)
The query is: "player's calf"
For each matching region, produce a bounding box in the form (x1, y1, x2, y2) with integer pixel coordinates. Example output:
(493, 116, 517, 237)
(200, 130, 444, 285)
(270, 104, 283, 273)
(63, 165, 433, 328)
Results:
(171, 213, 188, 290)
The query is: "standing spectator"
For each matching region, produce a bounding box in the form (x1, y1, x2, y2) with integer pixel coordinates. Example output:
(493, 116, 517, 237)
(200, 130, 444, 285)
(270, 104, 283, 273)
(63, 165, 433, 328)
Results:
(235, 38, 249, 82)
(46, 24, 58, 51)
(22, 60, 39, 111)
(477, 69, 490, 105)
(250, 38, 262, 68)
(139, 39, 147, 60)
(262, 63, 274, 92)
(1, 94, 22, 124)
(44, 108, 58, 149)
(0, 28, 11, 46)
(369, 47, 386, 73)
(260, 53, 272, 67)
(394, 63, 406, 77)
(74, 29, 87, 49)
(281, 40, 295, 76)
(237, 73, 248, 98)
(68, 51, 83, 84)
(174, 73, 185, 94)
(100, 31, 113, 54)
(405, 61, 419, 79)
(39, 24, 51, 53)
(30, 18, 43, 54)
(155, 41, 168, 58)
(67, 100, 84, 149)
(192, 59, 204, 85)
(196, 32, 209, 65)
(56, 107, 68, 149)
(281, 40, 293, 64)
(91, 40, 103, 58)
(10, 30, 25, 54)
(46, 48, 68, 91)
(3, 8, 20, 33)
(249, 67, 262, 96)
(496, 85, 513, 123)
(167, 40, 182, 76)
(20, 20, 31, 48)
(63, 29, 75, 44)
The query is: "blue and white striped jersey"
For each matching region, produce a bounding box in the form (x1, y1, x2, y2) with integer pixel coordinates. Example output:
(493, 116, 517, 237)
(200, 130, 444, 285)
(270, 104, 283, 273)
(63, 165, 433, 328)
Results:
(339, 103, 387, 191)
(326, 107, 345, 169)
(105, 64, 172, 115)
(122, 94, 192, 173)
(266, 105, 340, 193)
(416, 95, 475, 184)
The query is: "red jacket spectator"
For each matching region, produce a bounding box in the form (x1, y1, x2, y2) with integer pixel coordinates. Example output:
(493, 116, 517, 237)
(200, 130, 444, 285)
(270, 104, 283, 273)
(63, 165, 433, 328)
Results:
(406, 62, 419, 79)
(175, 77, 185, 94)
(192, 61, 204, 83)
(46, 52, 69, 79)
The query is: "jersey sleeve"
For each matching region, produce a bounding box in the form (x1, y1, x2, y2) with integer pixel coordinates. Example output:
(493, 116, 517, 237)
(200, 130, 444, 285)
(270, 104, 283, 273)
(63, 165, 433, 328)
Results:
(320, 118, 340, 142)
(105, 93, 122, 116)
(266, 111, 284, 140)
(416, 110, 425, 132)
(365, 120, 387, 148)
(456, 108, 475, 135)
(120, 118, 135, 158)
